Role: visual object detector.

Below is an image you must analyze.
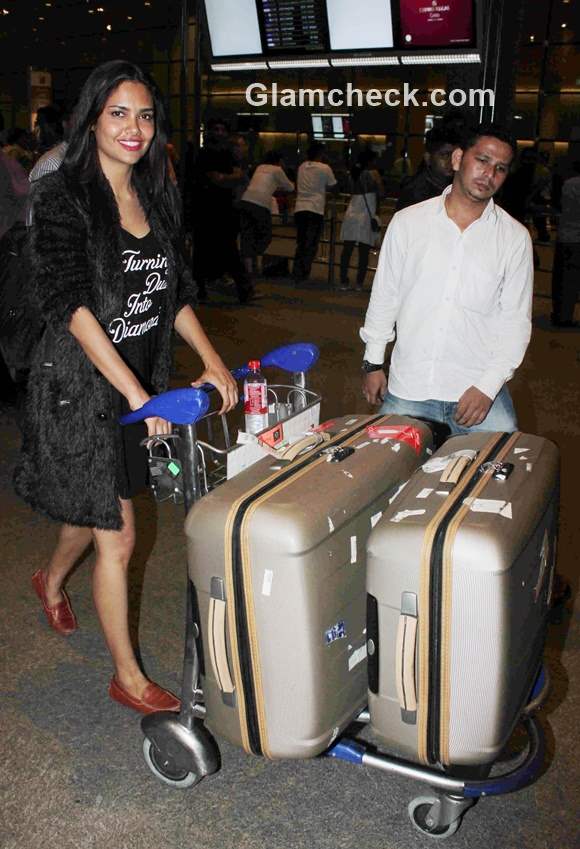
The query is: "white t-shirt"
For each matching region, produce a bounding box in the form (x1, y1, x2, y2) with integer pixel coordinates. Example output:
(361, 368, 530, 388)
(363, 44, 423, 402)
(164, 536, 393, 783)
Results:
(241, 164, 294, 211)
(294, 160, 337, 216)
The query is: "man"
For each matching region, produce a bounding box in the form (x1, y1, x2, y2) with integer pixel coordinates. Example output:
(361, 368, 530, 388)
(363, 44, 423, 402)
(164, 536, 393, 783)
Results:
(293, 142, 337, 284)
(191, 118, 254, 304)
(395, 126, 460, 211)
(360, 124, 533, 434)
(551, 160, 580, 329)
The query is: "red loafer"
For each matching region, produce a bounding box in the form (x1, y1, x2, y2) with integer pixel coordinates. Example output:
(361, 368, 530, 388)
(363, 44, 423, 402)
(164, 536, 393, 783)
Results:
(32, 569, 78, 636)
(108, 676, 181, 715)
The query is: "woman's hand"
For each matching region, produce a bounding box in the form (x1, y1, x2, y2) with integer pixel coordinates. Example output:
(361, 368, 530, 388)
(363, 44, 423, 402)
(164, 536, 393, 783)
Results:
(191, 359, 239, 414)
(144, 415, 172, 437)
(127, 390, 172, 437)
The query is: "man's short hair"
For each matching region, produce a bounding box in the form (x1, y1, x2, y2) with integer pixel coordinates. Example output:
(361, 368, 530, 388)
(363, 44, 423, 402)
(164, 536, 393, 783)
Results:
(461, 123, 517, 160)
(425, 126, 461, 155)
(307, 142, 326, 160)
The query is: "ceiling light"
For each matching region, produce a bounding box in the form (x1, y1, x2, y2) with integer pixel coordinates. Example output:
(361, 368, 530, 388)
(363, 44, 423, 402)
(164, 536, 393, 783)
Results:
(268, 58, 330, 68)
(96, 6, 104, 11)
(127, 15, 133, 20)
(2, 8, 10, 13)
(38, 16, 45, 20)
(561, 22, 567, 28)
(529, 35, 535, 41)
(211, 62, 268, 71)
(331, 56, 400, 66)
(106, 23, 111, 30)
(400, 53, 480, 64)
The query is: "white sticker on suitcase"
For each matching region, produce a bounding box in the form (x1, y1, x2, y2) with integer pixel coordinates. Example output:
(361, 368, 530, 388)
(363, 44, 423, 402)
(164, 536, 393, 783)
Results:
(327, 516, 335, 532)
(526, 463, 533, 472)
(464, 497, 513, 518)
(350, 535, 357, 563)
(355, 441, 371, 450)
(261, 569, 274, 596)
(345, 418, 359, 425)
(371, 511, 382, 528)
(416, 488, 434, 499)
(514, 447, 529, 454)
(390, 509, 426, 523)
(348, 643, 367, 671)
(388, 481, 408, 504)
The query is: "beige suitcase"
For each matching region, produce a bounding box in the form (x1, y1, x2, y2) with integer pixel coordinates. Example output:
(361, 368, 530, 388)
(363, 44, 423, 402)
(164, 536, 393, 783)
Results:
(366, 430, 559, 768)
(184, 415, 434, 759)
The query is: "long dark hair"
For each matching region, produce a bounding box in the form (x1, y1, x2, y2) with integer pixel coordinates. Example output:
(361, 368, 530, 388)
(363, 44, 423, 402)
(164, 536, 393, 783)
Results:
(351, 149, 377, 182)
(63, 60, 180, 229)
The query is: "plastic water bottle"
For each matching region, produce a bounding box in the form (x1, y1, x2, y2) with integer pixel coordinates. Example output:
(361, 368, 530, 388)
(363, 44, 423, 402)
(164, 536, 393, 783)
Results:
(244, 359, 269, 434)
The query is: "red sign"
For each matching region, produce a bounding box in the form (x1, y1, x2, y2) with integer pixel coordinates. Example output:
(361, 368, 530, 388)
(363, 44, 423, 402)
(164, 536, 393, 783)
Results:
(399, 0, 474, 47)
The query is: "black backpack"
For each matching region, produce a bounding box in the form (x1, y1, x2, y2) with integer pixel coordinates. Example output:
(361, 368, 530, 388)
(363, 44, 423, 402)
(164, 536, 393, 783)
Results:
(0, 222, 45, 381)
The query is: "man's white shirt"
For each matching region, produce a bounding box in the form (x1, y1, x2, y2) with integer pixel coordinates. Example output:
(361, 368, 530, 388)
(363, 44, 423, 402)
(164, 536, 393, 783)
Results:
(360, 186, 533, 402)
(294, 161, 337, 216)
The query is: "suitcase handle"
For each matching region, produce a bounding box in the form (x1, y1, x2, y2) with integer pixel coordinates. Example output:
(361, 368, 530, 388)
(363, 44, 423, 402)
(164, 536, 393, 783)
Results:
(440, 454, 473, 485)
(209, 579, 236, 706)
(272, 431, 330, 461)
(395, 592, 418, 725)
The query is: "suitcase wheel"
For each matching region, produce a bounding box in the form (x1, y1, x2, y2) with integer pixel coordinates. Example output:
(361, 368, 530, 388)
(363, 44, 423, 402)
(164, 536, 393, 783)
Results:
(143, 737, 201, 789)
(407, 796, 463, 840)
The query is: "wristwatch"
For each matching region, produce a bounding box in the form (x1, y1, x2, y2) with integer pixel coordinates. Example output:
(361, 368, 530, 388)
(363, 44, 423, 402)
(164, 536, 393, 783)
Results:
(362, 360, 384, 373)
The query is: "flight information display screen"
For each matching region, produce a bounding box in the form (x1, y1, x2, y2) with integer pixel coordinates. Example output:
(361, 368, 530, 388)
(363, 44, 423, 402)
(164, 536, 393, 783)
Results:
(204, 0, 476, 58)
(258, 0, 329, 53)
(327, 0, 394, 50)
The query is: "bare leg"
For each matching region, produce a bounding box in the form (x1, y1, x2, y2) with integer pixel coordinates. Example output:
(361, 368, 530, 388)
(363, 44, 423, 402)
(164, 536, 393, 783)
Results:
(91, 497, 150, 699)
(43, 524, 92, 607)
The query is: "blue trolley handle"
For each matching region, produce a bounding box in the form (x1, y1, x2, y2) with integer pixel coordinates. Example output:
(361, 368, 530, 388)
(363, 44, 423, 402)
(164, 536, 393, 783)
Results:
(196, 342, 320, 393)
(119, 387, 210, 427)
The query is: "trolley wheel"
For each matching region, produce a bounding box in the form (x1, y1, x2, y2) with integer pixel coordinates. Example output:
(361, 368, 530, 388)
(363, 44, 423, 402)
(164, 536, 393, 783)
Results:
(143, 737, 201, 789)
(408, 796, 461, 840)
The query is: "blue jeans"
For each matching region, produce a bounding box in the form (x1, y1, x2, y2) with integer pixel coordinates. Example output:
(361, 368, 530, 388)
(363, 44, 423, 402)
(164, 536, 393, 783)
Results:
(379, 385, 518, 435)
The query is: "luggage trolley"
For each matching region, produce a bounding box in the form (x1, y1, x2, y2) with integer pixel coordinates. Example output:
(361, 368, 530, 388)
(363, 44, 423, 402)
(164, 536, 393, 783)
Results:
(122, 342, 549, 840)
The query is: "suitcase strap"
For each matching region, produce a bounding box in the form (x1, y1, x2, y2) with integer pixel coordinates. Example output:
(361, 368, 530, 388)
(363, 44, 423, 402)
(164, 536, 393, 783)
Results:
(437, 431, 521, 766)
(224, 414, 389, 756)
(416, 431, 520, 767)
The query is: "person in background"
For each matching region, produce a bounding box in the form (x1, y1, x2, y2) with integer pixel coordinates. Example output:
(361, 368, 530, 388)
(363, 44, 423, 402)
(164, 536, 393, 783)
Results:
(15, 60, 238, 716)
(2, 128, 35, 172)
(551, 160, 580, 329)
(239, 150, 294, 280)
(191, 118, 254, 304)
(339, 149, 381, 292)
(361, 124, 532, 435)
(395, 126, 460, 211)
(29, 103, 74, 183)
(292, 142, 337, 285)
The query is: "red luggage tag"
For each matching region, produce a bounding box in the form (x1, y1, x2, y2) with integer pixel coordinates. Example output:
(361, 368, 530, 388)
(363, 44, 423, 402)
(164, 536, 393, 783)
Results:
(366, 424, 423, 455)
(258, 422, 285, 448)
(310, 419, 336, 433)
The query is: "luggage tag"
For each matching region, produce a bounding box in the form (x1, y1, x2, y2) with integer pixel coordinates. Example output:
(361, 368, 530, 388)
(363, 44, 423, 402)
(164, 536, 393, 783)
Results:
(366, 424, 423, 455)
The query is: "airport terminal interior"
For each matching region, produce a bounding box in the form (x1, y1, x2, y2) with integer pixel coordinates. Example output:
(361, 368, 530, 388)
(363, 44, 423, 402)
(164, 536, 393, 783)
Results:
(0, 1, 579, 848)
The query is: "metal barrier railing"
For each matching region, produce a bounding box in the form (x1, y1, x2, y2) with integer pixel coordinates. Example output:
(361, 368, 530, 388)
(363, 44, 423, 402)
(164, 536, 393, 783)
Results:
(268, 192, 397, 288)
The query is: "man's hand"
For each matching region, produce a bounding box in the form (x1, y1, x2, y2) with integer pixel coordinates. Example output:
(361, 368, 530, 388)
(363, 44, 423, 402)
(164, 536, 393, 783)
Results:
(454, 386, 493, 427)
(362, 370, 387, 406)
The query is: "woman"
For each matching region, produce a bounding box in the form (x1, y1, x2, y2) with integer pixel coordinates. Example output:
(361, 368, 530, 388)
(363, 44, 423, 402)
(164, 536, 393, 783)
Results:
(339, 150, 382, 292)
(238, 150, 294, 279)
(15, 60, 238, 714)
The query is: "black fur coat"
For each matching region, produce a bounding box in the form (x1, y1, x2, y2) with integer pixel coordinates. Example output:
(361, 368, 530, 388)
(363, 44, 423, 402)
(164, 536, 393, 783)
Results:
(14, 169, 197, 530)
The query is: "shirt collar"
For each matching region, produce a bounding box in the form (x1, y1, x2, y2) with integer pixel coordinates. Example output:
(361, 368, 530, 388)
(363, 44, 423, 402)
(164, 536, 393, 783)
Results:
(438, 183, 498, 223)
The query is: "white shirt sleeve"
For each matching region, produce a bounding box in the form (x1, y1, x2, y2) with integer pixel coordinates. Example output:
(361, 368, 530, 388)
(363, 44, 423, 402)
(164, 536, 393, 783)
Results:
(475, 229, 534, 400)
(275, 166, 294, 193)
(359, 215, 405, 364)
(325, 165, 337, 188)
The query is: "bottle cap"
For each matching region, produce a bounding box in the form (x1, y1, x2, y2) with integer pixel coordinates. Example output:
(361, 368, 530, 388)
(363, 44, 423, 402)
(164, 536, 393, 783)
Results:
(248, 359, 261, 370)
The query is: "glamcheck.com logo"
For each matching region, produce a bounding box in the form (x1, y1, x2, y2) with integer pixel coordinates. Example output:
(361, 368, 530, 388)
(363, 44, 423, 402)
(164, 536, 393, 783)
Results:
(246, 82, 495, 109)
